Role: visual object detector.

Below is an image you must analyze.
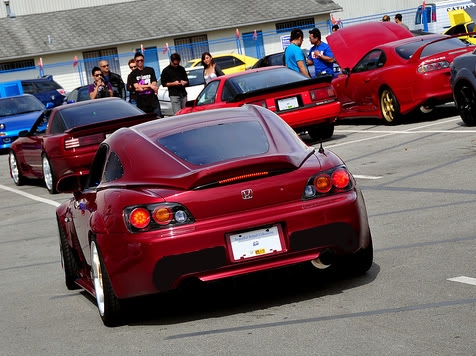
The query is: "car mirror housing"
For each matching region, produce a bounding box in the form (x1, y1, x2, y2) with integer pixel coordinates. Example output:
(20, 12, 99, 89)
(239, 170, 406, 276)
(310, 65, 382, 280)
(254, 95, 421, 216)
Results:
(343, 68, 350, 75)
(19, 130, 29, 137)
(46, 102, 54, 109)
(57, 174, 82, 193)
(185, 100, 195, 108)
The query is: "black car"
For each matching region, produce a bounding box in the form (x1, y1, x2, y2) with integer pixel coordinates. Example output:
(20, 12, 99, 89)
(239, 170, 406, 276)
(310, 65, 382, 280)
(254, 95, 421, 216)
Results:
(450, 49, 476, 126)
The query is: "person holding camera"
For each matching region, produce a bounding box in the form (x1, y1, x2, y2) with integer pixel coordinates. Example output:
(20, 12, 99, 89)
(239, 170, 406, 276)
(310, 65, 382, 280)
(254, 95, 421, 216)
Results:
(89, 66, 113, 99)
(99, 60, 126, 99)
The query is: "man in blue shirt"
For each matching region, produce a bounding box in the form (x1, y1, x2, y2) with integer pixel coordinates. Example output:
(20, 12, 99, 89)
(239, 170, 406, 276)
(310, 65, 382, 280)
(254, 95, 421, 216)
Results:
(284, 28, 310, 78)
(306, 28, 335, 77)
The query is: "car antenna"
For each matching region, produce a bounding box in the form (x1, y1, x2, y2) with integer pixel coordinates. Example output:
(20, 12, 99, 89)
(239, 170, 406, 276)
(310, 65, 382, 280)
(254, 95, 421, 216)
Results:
(318, 139, 324, 153)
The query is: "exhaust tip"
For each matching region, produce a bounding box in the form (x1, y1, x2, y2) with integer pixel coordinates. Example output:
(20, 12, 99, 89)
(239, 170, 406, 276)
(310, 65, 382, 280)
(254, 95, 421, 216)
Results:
(311, 249, 335, 269)
(311, 258, 331, 269)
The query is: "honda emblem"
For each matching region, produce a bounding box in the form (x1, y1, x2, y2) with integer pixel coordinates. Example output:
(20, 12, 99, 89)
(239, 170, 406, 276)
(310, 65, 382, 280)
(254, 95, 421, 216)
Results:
(241, 189, 253, 200)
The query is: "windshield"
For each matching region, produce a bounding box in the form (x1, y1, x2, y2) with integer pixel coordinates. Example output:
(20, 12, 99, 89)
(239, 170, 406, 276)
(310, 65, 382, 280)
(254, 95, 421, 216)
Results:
(395, 36, 469, 59)
(158, 121, 269, 165)
(58, 99, 144, 130)
(0, 96, 45, 117)
(226, 67, 308, 94)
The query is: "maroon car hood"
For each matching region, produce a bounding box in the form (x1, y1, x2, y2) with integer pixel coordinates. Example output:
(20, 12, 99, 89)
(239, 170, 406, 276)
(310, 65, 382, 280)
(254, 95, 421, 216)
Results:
(327, 22, 414, 70)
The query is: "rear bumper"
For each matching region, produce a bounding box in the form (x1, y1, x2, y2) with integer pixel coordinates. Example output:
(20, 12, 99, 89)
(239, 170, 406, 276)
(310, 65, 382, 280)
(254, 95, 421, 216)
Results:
(96, 187, 370, 299)
(277, 100, 341, 129)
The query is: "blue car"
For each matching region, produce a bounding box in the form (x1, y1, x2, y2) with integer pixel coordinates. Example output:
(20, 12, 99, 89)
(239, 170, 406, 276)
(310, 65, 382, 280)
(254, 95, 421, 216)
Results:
(0, 94, 47, 149)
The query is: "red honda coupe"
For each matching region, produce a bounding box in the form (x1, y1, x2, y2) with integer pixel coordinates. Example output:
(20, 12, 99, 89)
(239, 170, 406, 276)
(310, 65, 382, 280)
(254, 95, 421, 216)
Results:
(327, 22, 475, 123)
(56, 105, 373, 326)
(8, 98, 157, 193)
(176, 66, 341, 140)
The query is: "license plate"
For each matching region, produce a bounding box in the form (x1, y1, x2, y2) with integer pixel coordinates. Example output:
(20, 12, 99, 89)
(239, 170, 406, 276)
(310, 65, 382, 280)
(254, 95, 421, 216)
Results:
(228, 225, 283, 260)
(277, 96, 299, 111)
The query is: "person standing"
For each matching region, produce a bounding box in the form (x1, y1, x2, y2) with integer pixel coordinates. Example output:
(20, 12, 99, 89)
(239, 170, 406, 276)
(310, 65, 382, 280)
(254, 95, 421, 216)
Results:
(382, 15, 390, 22)
(89, 66, 113, 99)
(160, 53, 189, 114)
(201, 52, 224, 85)
(394, 13, 409, 30)
(99, 60, 126, 99)
(306, 28, 335, 78)
(131, 52, 162, 117)
(284, 28, 310, 78)
(126, 59, 137, 105)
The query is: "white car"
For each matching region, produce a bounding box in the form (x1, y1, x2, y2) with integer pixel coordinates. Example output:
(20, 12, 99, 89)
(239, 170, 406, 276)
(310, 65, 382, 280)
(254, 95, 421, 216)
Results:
(158, 67, 205, 116)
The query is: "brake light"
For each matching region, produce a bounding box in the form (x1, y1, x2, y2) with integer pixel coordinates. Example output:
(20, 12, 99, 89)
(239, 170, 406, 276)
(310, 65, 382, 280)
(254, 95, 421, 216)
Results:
(417, 61, 450, 73)
(303, 166, 353, 200)
(310, 86, 335, 101)
(250, 100, 267, 108)
(219, 171, 269, 184)
(64, 133, 105, 150)
(130, 208, 150, 229)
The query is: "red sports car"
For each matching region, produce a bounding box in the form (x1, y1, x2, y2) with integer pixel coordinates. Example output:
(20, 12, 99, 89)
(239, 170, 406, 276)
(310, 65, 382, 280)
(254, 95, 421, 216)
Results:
(177, 66, 340, 140)
(327, 22, 475, 123)
(56, 105, 373, 326)
(9, 98, 157, 193)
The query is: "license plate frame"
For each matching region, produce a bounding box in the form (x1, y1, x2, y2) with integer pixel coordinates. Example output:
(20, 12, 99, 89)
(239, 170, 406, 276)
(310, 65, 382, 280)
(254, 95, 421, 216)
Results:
(277, 96, 299, 111)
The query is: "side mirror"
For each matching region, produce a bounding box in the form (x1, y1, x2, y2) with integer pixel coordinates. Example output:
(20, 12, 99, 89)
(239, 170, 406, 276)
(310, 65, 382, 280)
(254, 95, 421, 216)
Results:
(343, 68, 350, 75)
(185, 100, 195, 108)
(19, 130, 29, 137)
(57, 174, 82, 193)
(45, 102, 54, 109)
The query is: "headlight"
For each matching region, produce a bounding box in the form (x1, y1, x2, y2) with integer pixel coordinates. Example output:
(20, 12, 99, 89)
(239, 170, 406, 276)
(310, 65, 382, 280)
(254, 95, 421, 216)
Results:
(0, 123, 5, 130)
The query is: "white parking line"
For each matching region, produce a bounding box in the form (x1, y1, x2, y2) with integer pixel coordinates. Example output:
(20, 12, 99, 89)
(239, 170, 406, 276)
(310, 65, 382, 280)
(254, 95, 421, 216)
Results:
(0, 184, 60, 208)
(447, 276, 476, 286)
(353, 175, 382, 180)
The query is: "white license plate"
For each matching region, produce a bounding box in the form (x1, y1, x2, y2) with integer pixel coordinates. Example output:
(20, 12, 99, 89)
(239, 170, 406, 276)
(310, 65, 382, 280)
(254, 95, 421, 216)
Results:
(229, 226, 283, 260)
(277, 96, 299, 111)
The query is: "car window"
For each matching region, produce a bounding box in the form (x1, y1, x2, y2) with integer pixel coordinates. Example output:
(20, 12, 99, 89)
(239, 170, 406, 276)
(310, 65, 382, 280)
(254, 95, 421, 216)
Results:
(269, 54, 285, 66)
(49, 112, 67, 134)
(158, 121, 269, 166)
(102, 150, 124, 182)
(21, 83, 35, 94)
(67, 89, 78, 103)
(34, 81, 58, 91)
(221, 81, 236, 102)
(87, 144, 109, 188)
(215, 56, 244, 70)
(187, 70, 205, 86)
(0, 96, 45, 116)
(196, 81, 219, 106)
(395, 36, 468, 59)
(78, 87, 91, 102)
(352, 50, 386, 73)
(445, 24, 467, 36)
(58, 100, 143, 129)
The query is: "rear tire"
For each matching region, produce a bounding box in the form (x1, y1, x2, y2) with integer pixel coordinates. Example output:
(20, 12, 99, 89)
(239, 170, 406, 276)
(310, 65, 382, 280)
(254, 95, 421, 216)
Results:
(380, 88, 400, 124)
(456, 83, 476, 126)
(339, 234, 374, 276)
(57, 216, 80, 290)
(42, 154, 57, 194)
(9, 151, 25, 186)
(308, 124, 334, 141)
(91, 240, 123, 326)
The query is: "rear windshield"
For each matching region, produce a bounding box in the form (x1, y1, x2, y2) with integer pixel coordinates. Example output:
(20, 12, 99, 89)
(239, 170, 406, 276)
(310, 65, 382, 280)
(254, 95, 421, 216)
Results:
(58, 100, 144, 130)
(158, 121, 269, 165)
(0, 95, 44, 116)
(227, 68, 308, 94)
(395, 36, 469, 59)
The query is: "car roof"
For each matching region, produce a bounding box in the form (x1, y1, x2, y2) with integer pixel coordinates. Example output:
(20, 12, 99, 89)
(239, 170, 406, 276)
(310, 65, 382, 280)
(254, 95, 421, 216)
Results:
(0, 93, 36, 101)
(104, 105, 313, 190)
(209, 65, 289, 81)
(52, 97, 122, 112)
(327, 21, 414, 69)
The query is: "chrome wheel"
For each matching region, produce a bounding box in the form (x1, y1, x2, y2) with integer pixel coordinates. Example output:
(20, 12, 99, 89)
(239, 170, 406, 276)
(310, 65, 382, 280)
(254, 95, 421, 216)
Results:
(42, 155, 56, 194)
(9, 151, 23, 186)
(380, 88, 400, 124)
(91, 241, 105, 317)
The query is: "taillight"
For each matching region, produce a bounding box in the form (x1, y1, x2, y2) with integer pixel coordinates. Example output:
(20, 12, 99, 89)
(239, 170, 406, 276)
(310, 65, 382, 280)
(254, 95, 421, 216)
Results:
(303, 166, 353, 200)
(310, 86, 335, 101)
(64, 133, 105, 150)
(417, 61, 450, 73)
(124, 203, 194, 232)
(250, 100, 267, 108)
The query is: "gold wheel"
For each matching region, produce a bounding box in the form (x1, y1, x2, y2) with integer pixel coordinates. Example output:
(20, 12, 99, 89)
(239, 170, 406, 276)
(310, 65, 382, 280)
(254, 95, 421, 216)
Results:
(380, 88, 399, 123)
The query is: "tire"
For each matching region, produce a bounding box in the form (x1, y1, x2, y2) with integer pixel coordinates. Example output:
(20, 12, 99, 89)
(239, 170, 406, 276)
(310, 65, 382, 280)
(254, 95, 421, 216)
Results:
(57, 216, 80, 290)
(9, 151, 25, 186)
(456, 83, 476, 126)
(42, 154, 57, 194)
(380, 88, 400, 124)
(90, 240, 123, 326)
(308, 124, 334, 141)
(339, 233, 374, 276)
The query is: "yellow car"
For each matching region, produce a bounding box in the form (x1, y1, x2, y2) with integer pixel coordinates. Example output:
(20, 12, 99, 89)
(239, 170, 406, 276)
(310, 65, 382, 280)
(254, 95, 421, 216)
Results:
(184, 53, 258, 75)
(444, 9, 476, 45)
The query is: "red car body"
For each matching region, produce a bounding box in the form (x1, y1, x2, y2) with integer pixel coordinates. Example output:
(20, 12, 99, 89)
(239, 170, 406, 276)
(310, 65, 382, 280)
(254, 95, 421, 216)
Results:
(177, 66, 341, 140)
(8, 98, 157, 193)
(327, 22, 475, 122)
(56, 105, 372, 325)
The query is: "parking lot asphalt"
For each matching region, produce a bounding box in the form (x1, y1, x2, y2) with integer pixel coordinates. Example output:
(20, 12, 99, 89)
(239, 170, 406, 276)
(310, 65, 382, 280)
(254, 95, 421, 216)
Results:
(0, 105, 475, 355)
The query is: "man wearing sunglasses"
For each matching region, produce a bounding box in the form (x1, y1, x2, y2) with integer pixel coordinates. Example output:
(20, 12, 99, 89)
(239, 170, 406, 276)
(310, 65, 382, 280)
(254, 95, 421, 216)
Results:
(160, 52, 189, 115)
(131, 52, 162, 117)
(89, 66, 113, 99)
(99, 60, 126, 99)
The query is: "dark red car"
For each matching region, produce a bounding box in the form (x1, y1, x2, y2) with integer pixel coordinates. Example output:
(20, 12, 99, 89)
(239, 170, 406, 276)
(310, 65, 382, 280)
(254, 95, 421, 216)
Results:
(8, 98, 157, 193)
(177, 66, 341, 140)
(56, 105, 373, 326)
(327, 22, 475, 123)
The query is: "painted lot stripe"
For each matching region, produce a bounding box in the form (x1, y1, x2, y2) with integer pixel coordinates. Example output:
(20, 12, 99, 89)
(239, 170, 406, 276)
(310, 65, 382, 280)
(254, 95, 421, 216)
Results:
(336, 130, 476, 134)
(0, 184, 60, 208)
(448, 276, 476, 286)
(353, 175, 382, 180)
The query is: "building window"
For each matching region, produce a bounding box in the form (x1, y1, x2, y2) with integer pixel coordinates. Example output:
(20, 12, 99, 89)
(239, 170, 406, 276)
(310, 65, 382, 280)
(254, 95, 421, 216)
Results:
(0, 59, 35, 72)
(174, 35, 209, 63)
(83, 48, 120, 84)
(275, 18, 315, 33)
